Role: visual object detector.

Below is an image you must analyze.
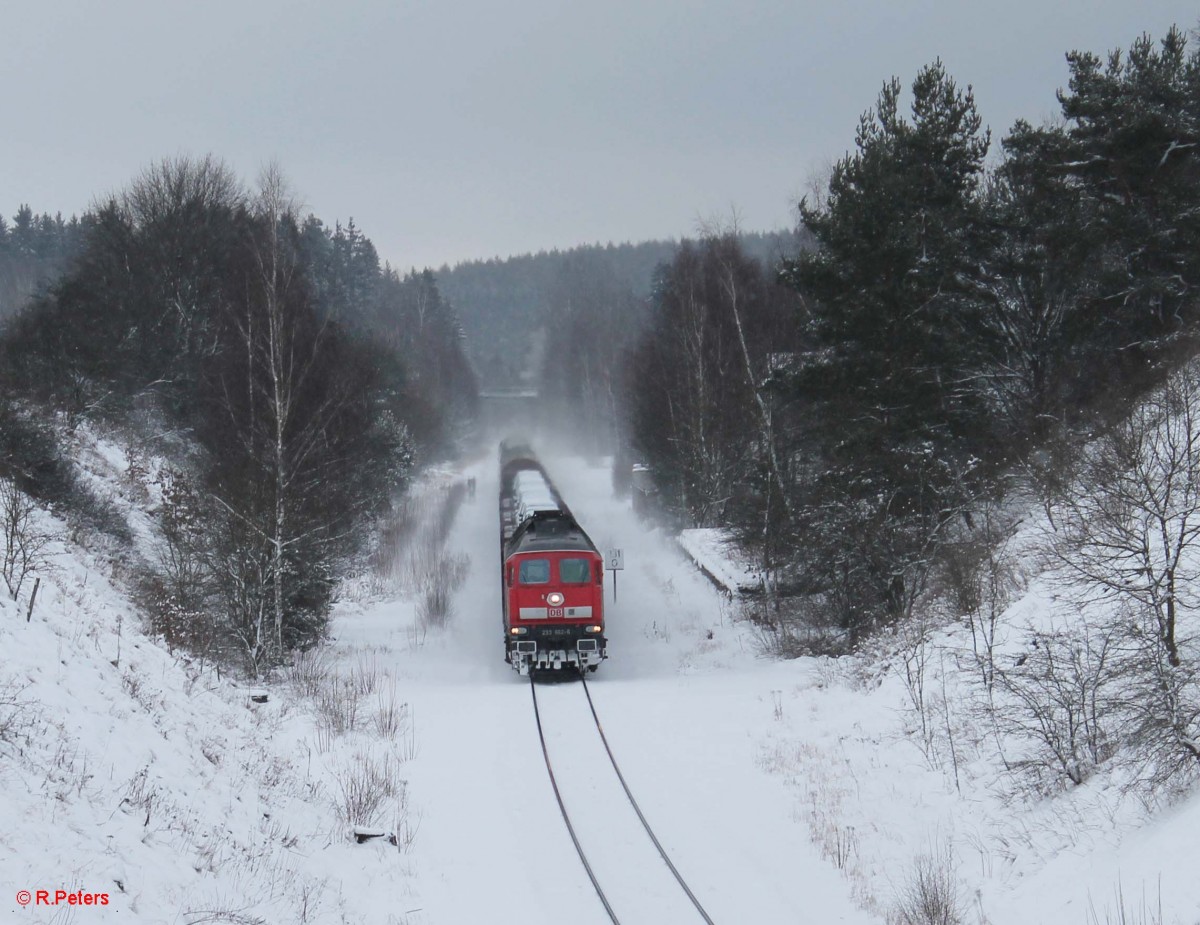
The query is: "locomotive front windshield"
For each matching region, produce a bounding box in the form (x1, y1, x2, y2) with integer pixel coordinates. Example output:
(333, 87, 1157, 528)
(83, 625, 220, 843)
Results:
(558, 558, 592, 583)
(519, 558, 550, 584)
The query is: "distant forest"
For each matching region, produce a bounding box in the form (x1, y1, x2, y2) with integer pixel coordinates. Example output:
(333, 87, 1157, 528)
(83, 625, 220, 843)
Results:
(0, 206, 90, 321)
(437, 231, 804, 390)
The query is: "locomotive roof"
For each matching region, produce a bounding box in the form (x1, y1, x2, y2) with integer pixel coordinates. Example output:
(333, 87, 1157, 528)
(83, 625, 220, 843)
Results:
(508, 511, 598, 555)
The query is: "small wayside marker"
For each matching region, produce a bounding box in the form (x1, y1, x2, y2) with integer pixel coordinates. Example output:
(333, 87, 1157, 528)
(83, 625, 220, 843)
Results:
(606, 548, 624, 601)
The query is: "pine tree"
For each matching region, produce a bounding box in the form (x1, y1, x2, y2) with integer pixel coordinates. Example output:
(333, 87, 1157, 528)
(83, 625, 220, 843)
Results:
(780, 61, 993, 634)
(1054, 28, 1200, 371)
(977, 119, 1101, 441)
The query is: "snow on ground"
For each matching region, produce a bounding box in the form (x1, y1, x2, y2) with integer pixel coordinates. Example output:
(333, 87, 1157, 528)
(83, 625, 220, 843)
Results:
(677, 527, 762, 595)
(332, 450, 873, 924)
(0, 428, 421, 924)
(347, 446, 1199, 925)
(4, 428, 1199, 923)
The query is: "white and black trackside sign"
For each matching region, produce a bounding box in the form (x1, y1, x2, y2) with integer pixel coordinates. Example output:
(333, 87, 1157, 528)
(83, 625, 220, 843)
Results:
(607, 548, 624, 601)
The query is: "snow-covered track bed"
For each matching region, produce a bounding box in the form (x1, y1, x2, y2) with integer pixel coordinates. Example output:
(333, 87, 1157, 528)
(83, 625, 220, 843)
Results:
(530, 675, 718, 925)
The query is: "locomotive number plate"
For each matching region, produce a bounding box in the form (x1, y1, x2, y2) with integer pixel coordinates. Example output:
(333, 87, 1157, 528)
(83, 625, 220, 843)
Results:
(548, 607, 564, 618)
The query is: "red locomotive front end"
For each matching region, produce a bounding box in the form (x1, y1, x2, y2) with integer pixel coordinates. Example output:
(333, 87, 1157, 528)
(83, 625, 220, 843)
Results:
(499, 443, 607, 674)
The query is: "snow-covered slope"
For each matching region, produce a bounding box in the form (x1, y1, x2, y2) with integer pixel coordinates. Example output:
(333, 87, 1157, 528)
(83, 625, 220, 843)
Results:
(4, 432, 1198, 923)
(0, 431, 420, 924)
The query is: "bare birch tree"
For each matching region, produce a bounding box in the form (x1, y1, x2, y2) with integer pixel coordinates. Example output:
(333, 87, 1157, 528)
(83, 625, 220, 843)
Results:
(1051, 365, 1200, 667)
(1043, 363, 1200, 782)
(209, 164, 353, 668)
(700, 220, 796, 595)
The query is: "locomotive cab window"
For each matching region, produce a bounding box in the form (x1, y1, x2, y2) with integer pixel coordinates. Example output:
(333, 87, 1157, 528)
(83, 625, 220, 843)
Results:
(518, 558, 550, 584)
(559, 558, 591, 584)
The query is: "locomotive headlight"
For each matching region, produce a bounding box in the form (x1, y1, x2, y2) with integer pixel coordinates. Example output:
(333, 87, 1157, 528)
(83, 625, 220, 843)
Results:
(585, 625, 602, 633)
(546, 592, 564, 606)
(510, 627, 528, 635)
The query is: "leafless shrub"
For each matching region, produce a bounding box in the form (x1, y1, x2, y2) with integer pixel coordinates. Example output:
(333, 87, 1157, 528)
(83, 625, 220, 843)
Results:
(314, 679, 359, 745)
(418, 583, 454, 629)
(824, 823, 859, 871)
(795, 745, 858, 870)
(936, 500, 1021, 691)
(370, 493, 424, 585)
(1115, 614, 1200, 792)
(392, 782, 418, 853)
(181, 908, 268, 925)
(288, 648, 332, 699)
(440, 551, 470, 592)
(1049, 365, 1200, 669)
(349, 652, 380, 697)
(1, 476, 52, 602)
(894, 613, 937, 759)
(122, 668, 165, 713)
(401, 536, 441, 592)
(371, 482, 469, 592)
(993, 624, 1117, 790)
(332, 750, 403, 828)
(45, 729, 93, 801)
(748, 595, 852, 658)
(1029, 366, 1200, 789)
(200, 736, 226, 768)
(291, 876, 329, 924)
(373, 679, 408, 740)
(0, 677, 35, 745)
(889, 844, 965, 925)
(120, 765, 162, 828)
(428, 481, 467, 548)
(1085, 879, 1164, 925)
(406, 620, 428, 651)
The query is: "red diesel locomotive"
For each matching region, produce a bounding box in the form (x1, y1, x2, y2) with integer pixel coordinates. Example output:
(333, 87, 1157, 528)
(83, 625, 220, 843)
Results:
(499, 441, 607, 674)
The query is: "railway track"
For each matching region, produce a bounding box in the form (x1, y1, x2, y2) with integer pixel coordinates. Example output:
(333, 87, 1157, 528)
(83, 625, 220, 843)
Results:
(529, 675, 717, 925)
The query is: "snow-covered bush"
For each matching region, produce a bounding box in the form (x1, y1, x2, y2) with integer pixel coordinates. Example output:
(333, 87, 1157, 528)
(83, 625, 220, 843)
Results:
(315, 678, 361, 744)
(373, 678, 408, 741)
(332, 750, 404, 828)
(992, 623, 1118, 790)
(888, 844, 965, 925)
(287, 647, 334, 699)
(1030, 364, 1200, 790)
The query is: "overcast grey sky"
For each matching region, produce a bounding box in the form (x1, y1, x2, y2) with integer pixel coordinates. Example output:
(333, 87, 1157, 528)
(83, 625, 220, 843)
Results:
(3, 1, 1197, 271)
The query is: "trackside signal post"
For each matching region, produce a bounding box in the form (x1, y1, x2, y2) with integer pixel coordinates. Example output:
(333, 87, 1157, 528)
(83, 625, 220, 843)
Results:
(607, 548, 624, 601)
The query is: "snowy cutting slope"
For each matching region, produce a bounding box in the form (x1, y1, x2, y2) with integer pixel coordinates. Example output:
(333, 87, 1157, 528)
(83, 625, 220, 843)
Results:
(0, 431, 422, 924)
(4, 432, 1198, 923)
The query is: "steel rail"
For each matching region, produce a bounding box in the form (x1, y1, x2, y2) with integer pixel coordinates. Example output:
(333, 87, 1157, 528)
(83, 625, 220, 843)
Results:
(529, 676, 621, 925)
(580, 675, 718, 925)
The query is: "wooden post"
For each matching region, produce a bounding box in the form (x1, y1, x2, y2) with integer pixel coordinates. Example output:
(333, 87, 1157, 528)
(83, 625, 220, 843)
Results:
(25, 577, 39, 623)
